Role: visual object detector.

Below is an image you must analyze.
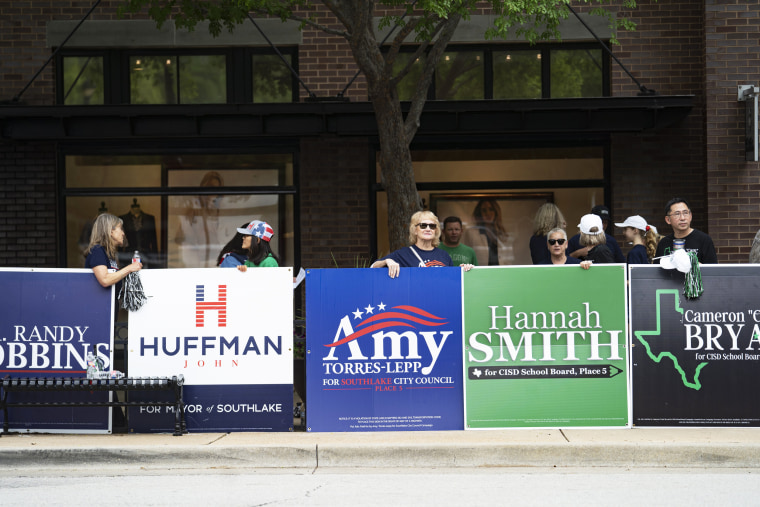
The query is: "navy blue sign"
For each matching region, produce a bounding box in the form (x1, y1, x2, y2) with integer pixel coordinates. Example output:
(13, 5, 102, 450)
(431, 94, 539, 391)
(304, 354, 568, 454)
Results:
(306, 268, 464, 432)
(0, 269, 113, 432)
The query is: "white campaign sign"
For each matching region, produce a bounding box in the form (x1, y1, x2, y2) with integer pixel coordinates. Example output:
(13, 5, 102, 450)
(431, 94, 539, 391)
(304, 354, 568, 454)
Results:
(128, 268, 293, 385)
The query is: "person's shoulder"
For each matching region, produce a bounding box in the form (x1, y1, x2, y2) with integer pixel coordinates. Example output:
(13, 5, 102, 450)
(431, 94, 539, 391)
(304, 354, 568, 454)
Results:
(564, 256, 581, 264)
(689, 229, 713, 241)
(261, 255, 279, 267)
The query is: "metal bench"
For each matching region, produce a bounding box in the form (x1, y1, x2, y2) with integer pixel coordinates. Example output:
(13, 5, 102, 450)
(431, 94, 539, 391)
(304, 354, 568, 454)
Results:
(1, 376, 187, 436)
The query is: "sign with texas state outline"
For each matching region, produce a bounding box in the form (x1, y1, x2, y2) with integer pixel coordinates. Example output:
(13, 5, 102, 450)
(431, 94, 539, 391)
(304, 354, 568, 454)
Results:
(305, 268, 464, 432)
(631, 265, 760, 426)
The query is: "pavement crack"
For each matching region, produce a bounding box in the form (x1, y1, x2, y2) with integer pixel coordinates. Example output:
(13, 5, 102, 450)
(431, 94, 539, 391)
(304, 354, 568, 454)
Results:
(559, 429, 570, 442)
(206, 433, 230, 445)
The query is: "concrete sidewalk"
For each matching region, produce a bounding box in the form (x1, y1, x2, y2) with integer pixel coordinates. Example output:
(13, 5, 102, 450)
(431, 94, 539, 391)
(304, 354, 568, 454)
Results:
(2, 428, 760, 470)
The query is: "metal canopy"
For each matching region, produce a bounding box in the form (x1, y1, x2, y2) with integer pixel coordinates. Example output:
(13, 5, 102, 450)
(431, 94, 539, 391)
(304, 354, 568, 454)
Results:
(0, 96, 693, 142)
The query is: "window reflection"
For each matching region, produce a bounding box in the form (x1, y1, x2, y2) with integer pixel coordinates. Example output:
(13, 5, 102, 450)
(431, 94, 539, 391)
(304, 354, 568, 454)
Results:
(550, 49, 603, 98)
(63, 56, 104, 105)
(392, 53, 425, 101)
(435, 51, 484, 100)
(493, 51, 542, 99)
(253, 54, 293, 103)
(130, 55, 226, 104)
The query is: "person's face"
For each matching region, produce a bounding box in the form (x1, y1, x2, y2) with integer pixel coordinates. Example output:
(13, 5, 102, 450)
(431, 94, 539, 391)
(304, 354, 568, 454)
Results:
(623, 227, 637, 242)
(415, 220, 437, 242)
(665, 202, 692, 234)
(479, 202, 496, 223)
(110, 224, 126, 247)
(242, 235, 253, 249)
(443, 222, 462, 245)
(547, 232, 567, 256)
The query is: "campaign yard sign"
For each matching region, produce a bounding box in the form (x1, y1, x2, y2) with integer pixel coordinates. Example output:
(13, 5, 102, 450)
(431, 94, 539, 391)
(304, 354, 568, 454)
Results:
(463, 265, 630, 428)
(0, 268, 114, 433)
(631, 265, 760, 426)
(306, 268, 464, 432)
(128, 268, 293, 432)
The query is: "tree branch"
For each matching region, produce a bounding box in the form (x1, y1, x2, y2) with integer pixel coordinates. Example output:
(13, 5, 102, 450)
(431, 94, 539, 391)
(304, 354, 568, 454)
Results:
(384, 15, 424, 69)
(403, 13, 461, 144)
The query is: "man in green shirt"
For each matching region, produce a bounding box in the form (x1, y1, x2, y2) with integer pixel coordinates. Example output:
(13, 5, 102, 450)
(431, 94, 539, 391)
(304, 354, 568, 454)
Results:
(438, 216, 478, 267)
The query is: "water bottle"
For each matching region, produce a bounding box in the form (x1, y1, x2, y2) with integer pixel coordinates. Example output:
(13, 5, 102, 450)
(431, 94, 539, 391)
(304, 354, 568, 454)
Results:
(132, 250, 141, 264)
(86, 351, 98, 379)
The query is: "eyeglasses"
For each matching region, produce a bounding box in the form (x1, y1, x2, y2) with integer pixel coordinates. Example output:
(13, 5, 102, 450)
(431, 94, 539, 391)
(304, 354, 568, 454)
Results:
(547, 238, 566, 245)
(668, 210, 691, 218)
(416, 223, 437, 230)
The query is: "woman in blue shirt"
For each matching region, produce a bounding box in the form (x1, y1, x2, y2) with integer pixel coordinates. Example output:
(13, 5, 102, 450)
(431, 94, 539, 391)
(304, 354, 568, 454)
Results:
(84, 213, 142, 288)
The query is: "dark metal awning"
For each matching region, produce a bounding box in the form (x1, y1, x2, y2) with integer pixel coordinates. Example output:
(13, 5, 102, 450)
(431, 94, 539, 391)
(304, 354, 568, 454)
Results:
(0, 96, 693, 141)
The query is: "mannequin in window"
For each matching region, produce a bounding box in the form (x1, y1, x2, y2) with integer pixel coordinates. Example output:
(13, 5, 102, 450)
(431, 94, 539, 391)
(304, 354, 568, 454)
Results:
(119, 198, 158, 267)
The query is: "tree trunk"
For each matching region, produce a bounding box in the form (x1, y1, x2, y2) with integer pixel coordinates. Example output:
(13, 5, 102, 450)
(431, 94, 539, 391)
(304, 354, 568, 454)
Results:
(372, 91, 422, 252)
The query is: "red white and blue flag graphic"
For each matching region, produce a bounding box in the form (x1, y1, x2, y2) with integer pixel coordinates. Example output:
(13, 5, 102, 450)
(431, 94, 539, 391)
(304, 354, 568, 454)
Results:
(306, 267, 464, 432)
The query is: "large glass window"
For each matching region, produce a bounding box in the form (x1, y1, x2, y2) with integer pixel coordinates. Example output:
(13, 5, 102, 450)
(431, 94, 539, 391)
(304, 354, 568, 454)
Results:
(62, 56, 104, 105)
(130, 55, 227, 104)
(550, 49, 603, 98)
(493, 50, 542, 99)
(435, 51, 484, 100)
(65, 153, 295, 270)
(374, 147, 605, 264)
(252, 54, 294, 103)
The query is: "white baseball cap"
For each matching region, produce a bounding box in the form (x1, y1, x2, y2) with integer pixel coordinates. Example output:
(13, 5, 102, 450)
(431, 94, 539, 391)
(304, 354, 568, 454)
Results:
(578, 214, 604, 235)
(615, 215, 648, 231)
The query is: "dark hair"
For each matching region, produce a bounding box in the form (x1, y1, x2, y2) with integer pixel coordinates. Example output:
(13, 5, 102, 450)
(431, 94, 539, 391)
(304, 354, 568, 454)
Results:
(250, 237, 280, 266)
(216, 223, 250, 266)
(665, 197, 690, 216)
(443, 216, 462, 227)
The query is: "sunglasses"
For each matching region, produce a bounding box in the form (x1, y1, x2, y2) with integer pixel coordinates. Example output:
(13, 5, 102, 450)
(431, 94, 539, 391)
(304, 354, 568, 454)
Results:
(416, 223, 437, 230)
(547, 238, 566, 245)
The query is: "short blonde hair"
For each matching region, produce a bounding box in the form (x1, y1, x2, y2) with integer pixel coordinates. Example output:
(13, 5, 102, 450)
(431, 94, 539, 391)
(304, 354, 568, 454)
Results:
(408, 210, 442, 247)
(580, 230, 607, 247)
(546, 228, 567, 241)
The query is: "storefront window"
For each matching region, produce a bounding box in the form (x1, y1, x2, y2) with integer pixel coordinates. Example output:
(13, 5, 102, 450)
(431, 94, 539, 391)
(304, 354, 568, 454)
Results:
(375, 147, 605, 263)
(65, 153, 295, 270)
(62, 56, 104, 105)
(392, 53, 426, 101)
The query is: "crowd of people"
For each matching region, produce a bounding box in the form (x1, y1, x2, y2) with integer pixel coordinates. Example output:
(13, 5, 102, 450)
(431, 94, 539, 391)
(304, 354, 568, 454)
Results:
(83, 195, 727, 285)
(371, 196, 722, 277)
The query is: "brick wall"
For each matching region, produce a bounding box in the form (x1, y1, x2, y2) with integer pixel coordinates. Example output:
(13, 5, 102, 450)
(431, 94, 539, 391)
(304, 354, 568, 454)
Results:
(299, 137, 371, 269)
(609, 0, 709, 255)
(704, 0, 760, 263)
(0, 141, 58, 267)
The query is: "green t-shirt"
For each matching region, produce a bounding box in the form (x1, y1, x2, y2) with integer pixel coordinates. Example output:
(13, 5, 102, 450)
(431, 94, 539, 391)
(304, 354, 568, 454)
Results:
(437, 243, 478, 266)
(244, 254, 278, 268)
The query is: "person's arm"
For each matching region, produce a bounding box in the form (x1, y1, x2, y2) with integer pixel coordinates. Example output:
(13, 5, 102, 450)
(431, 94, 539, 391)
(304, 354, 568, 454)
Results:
(91, 262, 141, 288)
(371, 258, 400, 278)
(701, 236, 718, 264)
(569, 246, 591, 259)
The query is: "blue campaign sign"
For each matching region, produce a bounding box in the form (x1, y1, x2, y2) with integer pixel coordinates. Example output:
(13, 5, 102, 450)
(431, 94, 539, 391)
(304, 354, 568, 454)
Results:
(0, 269, 114, 433)
(306, 268, 464, 432)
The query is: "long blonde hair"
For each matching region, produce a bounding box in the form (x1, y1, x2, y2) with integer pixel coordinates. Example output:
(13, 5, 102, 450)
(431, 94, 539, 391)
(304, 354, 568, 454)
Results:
(533, 203, 566, 236)
(408, 211, 442, 247)
(84, 213, 123, 262)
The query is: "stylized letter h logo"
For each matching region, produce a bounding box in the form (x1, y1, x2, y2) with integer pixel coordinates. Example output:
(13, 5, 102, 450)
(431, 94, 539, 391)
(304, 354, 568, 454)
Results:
(196, 284, 227, 327)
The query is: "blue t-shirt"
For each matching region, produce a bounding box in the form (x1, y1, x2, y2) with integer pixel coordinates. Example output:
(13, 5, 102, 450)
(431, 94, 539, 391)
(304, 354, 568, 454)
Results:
(626, 244, 649, 264)
(382, 245, 453, 267)
(85, 244, 121, 294)
(568, 232, 625, 263)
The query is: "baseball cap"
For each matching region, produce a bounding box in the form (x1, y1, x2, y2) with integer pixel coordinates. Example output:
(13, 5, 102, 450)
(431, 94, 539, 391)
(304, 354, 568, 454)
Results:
(578, 214, 604, 235)
(237, 220, 274, 242)
(591, 205, 610, 219)
(615, 215, 648, 231)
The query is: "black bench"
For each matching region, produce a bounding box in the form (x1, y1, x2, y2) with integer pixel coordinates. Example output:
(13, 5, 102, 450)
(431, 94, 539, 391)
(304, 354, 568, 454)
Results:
(1, 376, 187, 436)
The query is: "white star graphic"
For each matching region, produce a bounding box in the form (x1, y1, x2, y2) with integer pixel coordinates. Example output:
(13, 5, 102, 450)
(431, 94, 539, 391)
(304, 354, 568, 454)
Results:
(365, 304, 375, 314)
(352, 308, 363, 320)
(377, 302, 386, 311)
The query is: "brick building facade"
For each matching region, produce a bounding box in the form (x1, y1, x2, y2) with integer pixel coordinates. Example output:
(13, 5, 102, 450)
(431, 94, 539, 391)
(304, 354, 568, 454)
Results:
(1, 1, 759, 268)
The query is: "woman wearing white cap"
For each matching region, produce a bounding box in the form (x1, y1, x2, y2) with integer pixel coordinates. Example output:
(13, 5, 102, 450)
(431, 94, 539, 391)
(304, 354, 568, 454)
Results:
(578, 214, 614, 264)
(614, 215, 660, 264)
